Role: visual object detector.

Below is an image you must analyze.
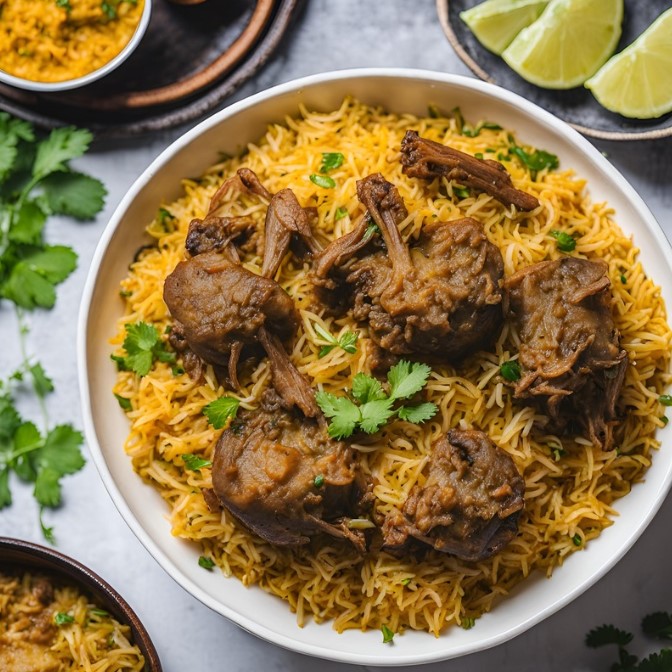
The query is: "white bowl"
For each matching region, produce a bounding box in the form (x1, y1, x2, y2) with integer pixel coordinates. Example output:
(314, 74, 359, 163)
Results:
(0, 0, 151, 92)
(77, 69, 672, 666)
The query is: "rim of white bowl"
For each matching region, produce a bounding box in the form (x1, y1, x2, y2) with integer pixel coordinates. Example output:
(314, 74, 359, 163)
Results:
(77, 68, 672, 666)
(0, 0, 151, 92)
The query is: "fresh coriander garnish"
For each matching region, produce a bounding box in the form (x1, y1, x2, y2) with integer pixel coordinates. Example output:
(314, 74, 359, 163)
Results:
(315, 360, 438, 439)
(182, 454, 213, 471)
(54, 612, 75, 626)
(319, 152, 344, 173)
(549, 229, 576, 252)
(462, 120, 502, 137)
(499, 360, 521, 382)
(110, 322, 176, 376)
(114, 393, 132, 411)
(661, 416, 669, 426)
(313, 474, 325, 488)
(659, 395, 672, 406)
(474, 152, 484, 159)
(400, 577, 412, 586)
(56, 0, 72, 10)
(203, 396, 240, 429)
(508, 139, 559, 179)
(642, 612, 672, 640)
(310, 174, 336, 189)
(461, 616, 476, 630)
(381, 624, 395, 644)
(427, 104, 441, 119)
(572, 533, 582, 546)
(158, 207, 175, 231)
(90, 608, 109, 618)
(452, 184, 470, 199)
(198, 555, 215, 570)
(620, 273, 627, 284)
(335, 206, 348, 220)
(313, 323, 358, 358)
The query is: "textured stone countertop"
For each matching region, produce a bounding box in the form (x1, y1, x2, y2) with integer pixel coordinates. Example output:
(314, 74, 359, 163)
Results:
(1, 1, 671, 671)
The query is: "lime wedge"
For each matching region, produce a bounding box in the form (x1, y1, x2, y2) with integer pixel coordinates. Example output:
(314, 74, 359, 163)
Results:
(460, 0, 551, 55)
(586, 8, 672, 119)
(502, 0, 624, 89)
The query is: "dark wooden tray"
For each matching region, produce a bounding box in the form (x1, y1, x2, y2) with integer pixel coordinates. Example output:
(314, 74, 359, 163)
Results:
(0, 0, 304, 138)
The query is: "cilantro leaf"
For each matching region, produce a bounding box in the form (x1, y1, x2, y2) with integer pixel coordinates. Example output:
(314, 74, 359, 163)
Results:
(30, 363, 54, 398)
(320, 152, 344, 173)
(351, 373, 386, 404)
(9, 200, 47, 245)
(387, 361, 432, 400)
(314, 323, 358, 358)
(0, 468, 11, 508)
(315, 391, 360, 439)
(642, 613, 672, 641)
(114, 393, 132, 411)
(397, 402, 437, 424)
(310, 174, 336, 189)
(3, 264, 57, 309)
(41, 171, 107, 220)
(338, 331, 358, 354)
(549, 230, 576, 252)
(510, 145, 559, 174)
(33, 127, 92, 180)
(203, 396, 239, 429)
(0, 394, 21, 443)
(586, 624, 634, 648)
(182, 453, 213, 471)
(39, 425, 85, 477)
(335, 207, 348, 220)
(637, 649, 672, 671)
(500, 360, 522, 382)
(359, 398, 395, 434)
(34, 467, 62, 508)
(116, 322, 176, 376)
(198, 555, 215, 570)
(381, 624, 395, 644)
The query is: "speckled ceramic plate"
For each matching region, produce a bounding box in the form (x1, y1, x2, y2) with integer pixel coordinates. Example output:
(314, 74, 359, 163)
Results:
(438, 0, 672, 141)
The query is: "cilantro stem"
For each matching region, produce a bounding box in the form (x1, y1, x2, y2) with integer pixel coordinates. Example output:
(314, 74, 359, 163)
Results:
(15, 307, 49, 432)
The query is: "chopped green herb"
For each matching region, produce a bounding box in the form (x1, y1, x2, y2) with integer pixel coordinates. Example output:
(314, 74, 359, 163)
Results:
(54, 612, 74, 626)
(451, 107, 465, 133)
(319, 152, 344, 173)
(111, 322, 176, 376)
(313, 323, 358, 358)
(474, 152, 484, 159)
(310, 174, 336, 189)
(462, 121, 503, 137)
(381, 624, 395, 644)
(661, 416, 668, 426)
(572, 533, 582, 546)
(586, 624, 634, 648)
(203, 396, 240, 430)
(452, 184, 470, 199)
(401, 577, 412, 586)
(461, 616, 476, 630)
(509, 144, 559, 177)
(659, 395, 672, 406)
(427, 104, 441, 119)
(171, 365, 185, 377)
(56, 0, 72, 10)
(314, 474, 325, 488)
(114, 393, 132, 411)
(198, 555, 215, 570)
(90, 608, 109, 618)
(335, 206, 348, 220)
(182, 454, 213, 471)
(315, 360, 437, 439)
(119, 289, 132, 298)
(552, 447, 565, 462)
(549, 229, 576, 252)
(620, 273, 627, 284)
(500, 360, 521, 382)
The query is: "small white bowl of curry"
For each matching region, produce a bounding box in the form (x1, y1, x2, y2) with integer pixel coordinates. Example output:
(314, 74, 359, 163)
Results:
(0, 0, 151, 91)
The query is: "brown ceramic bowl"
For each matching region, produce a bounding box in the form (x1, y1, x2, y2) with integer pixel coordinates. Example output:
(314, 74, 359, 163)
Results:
(0, 537, 162, 672)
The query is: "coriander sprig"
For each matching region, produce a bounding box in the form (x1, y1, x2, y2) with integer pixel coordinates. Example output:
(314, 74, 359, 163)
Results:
(315, 360, 438, 439)
(0, 114, 104, 543)
(111, 322, 176, 376)
(313, 323, 358, 358)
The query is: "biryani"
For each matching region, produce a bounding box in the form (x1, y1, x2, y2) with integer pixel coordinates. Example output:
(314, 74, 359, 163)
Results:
(111, 98, 671, 635)
(0, 568, 145, 670)
(0, 0, 144, 83)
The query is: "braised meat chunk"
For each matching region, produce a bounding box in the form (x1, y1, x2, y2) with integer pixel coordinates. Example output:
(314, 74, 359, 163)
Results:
(382, 429, 525, 561)
(212, 393, 365, 550)
(316, 173, 504, 361)
(163, 251, 299, 367)
(504, 257, 627, 449)
(400, 130, 540, 212)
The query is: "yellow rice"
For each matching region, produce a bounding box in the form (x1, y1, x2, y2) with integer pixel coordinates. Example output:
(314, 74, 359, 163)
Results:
(112, 98, 672, 635)
(0, 569, 145, 670)
(0, 0, 144, 83)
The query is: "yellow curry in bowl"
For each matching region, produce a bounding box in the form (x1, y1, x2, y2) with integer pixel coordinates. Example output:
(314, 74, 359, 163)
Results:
(0, 0, 146, 85)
